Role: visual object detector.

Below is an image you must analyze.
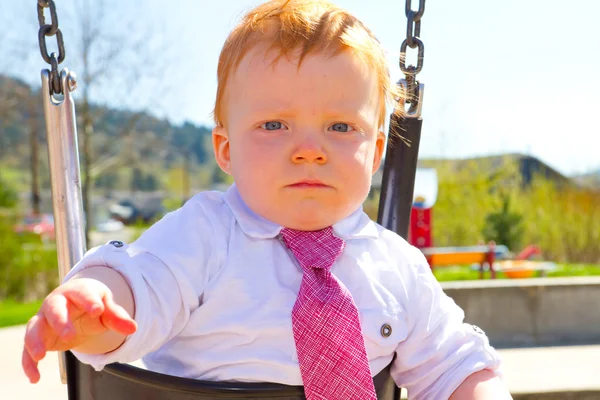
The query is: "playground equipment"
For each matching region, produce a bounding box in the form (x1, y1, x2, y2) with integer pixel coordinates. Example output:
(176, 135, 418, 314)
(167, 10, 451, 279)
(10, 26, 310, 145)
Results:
(408, 168, 437, 249)
(408, 168, 512, 277)
(495, 246, 555, 279)
(422, 243, 509, 279)
(36, 0, 427, 398)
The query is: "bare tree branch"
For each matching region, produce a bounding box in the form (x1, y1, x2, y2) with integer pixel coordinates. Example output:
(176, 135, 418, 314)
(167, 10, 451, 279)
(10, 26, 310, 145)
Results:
(57, 0, 175, 246)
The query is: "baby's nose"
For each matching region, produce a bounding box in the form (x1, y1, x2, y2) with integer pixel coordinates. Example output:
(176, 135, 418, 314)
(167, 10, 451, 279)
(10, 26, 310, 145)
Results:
(292, 143, 327, 164)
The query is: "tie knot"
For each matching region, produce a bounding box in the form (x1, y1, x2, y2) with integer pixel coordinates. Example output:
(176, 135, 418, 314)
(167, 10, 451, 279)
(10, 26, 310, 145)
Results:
(280, 226, 345, 271)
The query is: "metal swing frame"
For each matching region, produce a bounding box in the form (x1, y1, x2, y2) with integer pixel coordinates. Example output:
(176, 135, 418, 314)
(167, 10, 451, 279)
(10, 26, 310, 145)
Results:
(37, 0, 426, 398)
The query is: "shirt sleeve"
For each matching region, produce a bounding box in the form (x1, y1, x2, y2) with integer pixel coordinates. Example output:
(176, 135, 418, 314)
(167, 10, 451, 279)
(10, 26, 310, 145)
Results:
(391, 249, 503, 400)
(64, 197, 219, 371)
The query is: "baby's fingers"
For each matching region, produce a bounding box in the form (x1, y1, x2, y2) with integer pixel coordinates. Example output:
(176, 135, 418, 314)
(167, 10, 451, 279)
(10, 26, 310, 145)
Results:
(22, 347, 40, 383)
(41, 294, 75, 341)
(100, 294, 137, 336)
(23, 315, 50, 363)
(64, 285, 106, 318)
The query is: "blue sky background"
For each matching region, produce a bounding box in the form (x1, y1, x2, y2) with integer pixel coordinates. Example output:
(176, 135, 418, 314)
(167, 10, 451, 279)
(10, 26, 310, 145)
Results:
(2, 0, 598, 176)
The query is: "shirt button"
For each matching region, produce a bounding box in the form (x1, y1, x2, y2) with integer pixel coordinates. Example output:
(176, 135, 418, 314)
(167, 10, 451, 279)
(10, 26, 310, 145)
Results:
(380, 324, 392, 338)
(471, 324, 484, 335)
(109, 240, 124, 248)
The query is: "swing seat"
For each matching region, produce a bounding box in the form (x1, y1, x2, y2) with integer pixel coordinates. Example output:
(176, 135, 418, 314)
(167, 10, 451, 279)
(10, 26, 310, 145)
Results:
(67, 353, 400, 399)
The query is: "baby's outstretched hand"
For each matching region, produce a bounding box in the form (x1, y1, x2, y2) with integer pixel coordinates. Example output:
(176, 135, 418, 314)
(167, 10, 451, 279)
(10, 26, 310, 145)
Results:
(22, 276, 137, 383)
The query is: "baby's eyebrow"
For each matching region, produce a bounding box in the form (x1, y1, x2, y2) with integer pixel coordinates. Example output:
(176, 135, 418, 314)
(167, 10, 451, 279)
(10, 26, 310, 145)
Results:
(248, 105, 369, 117)
(244, 108, 297, 121)
(322, 106, 378, 124)
(322, 107, 369, 117)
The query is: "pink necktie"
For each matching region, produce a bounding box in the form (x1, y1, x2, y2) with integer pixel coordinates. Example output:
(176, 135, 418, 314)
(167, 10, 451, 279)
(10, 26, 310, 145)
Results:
(281, 227, 377, 400)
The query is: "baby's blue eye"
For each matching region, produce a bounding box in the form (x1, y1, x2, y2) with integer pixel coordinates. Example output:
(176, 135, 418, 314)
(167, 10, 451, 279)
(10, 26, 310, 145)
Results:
(329, 123, 353, 133)
(261, 121, 283, 130)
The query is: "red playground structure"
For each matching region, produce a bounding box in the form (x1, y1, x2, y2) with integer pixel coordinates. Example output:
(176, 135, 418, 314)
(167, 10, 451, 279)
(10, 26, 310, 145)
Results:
(408, 169, 509, 278)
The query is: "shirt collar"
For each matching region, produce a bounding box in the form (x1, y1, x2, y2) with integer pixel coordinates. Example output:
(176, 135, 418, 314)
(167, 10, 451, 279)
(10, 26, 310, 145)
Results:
(223, 183, 379, 240)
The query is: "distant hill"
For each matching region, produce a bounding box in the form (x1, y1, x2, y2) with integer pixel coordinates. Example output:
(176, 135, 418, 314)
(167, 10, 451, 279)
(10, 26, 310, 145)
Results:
(0, 74, 217, 192)
(372, 153, 578, 189)
(419, 154, 571, 186)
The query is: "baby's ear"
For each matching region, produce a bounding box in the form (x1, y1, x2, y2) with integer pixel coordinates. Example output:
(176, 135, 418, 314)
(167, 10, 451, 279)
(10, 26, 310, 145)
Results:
(372, 130, 386, 174)
(212, 126, 232, 175)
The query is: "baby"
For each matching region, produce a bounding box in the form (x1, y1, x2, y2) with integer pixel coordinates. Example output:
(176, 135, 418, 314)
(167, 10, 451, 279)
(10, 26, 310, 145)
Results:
(22, 0, 511, 398)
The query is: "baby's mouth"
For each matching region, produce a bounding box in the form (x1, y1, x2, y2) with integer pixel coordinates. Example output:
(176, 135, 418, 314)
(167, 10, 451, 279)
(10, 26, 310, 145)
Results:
(287, 179, 330, 188)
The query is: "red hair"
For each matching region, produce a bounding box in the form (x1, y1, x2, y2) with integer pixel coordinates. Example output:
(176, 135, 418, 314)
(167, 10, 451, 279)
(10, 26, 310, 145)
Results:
(213, 0, 403, 129)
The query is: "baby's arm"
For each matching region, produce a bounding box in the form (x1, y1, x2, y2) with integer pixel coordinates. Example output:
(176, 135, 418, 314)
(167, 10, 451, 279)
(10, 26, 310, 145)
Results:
(22, 266, 136, 383)
(391, 246, 510, 399)
(450, 369, 511, 399)
(23, 193, 221, 382)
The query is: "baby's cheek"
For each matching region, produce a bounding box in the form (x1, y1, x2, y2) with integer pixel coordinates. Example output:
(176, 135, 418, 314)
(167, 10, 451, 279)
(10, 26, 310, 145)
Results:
(233, 149, 266, 173)
(349, 146, 377, 174)
(351, 138, 375, 158)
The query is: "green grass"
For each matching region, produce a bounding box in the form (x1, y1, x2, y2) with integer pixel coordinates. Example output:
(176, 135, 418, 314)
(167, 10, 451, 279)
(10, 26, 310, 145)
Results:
(548, 264, 600, 277)
(434, 263, 600, 282)
(0, 299, 43, 328)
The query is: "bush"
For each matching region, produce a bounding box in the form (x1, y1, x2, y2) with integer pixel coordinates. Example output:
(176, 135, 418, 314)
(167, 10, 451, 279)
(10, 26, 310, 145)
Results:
(368, 158, 600, 264)
(516, 179, 600, 264)
(0, 215, 59, 302)
(482, 194, 524, 251)
(0, 177, 18, 208)
(431, 158, 521, 247)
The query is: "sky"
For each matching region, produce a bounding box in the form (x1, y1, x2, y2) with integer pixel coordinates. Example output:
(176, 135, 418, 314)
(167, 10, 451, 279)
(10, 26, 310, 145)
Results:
(1, 0, 599, 176)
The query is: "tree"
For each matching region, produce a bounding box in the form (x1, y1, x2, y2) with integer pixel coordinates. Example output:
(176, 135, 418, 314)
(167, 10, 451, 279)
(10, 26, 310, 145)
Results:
(143, 174, 159, 192)
(0, 78, 23, 168)
(0, 4, 47, 215)
(0, 77, 43, 215)
(24, 90, 43, 214)
(61, 0, 172, 246)
(1, 1, 173, 243)
(482, 194, 524, 251)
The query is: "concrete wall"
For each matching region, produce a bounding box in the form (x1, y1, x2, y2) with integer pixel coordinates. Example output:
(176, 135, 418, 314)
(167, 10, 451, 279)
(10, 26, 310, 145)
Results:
(442, 277, 600, 348)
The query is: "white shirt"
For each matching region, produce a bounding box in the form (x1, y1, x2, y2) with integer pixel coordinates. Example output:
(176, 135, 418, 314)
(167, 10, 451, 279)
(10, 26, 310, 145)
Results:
(66, 184, 501, 400)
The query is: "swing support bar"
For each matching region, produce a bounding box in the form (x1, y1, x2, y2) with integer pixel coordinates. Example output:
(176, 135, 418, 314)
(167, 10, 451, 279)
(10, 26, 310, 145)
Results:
(377, 81, 424, 239)
(41, 68, 86, 385)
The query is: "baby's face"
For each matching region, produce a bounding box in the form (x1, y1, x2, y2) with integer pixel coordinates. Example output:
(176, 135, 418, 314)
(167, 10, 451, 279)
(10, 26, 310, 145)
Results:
(213, 46, 385, 230)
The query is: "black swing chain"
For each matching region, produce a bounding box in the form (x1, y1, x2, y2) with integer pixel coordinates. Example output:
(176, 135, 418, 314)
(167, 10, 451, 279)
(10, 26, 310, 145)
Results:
(37, 0, 66, 95)
(400, 0, 425, 110)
